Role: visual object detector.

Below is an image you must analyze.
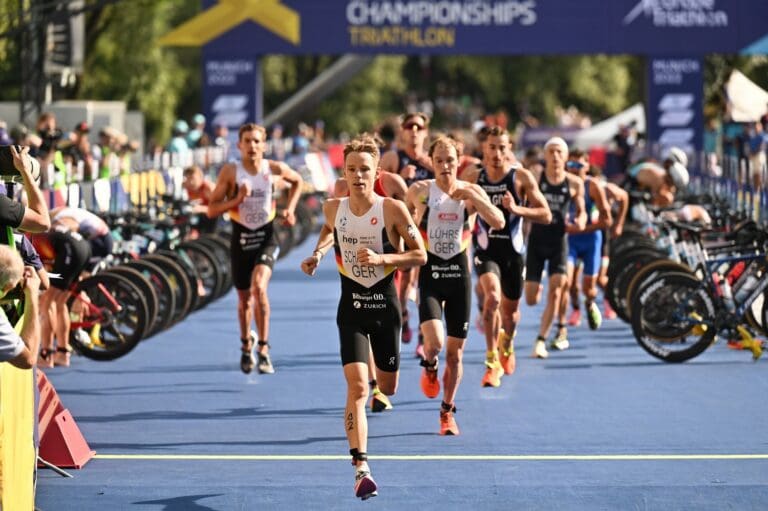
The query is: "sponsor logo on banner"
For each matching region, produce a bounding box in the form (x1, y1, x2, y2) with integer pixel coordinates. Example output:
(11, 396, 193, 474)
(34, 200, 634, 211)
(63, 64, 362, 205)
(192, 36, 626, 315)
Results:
(205, 59, 254, 128)
(211, 94, 249, 128)
(648, 57, 703, 155)
(345, 0, 538, 48)
(623, 0, 728, 28)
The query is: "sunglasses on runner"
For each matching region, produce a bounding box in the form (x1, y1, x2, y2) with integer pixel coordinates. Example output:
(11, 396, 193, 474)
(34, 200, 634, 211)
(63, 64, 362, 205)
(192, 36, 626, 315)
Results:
(566, 160, 584, 170)
(403, 123, 425, 131)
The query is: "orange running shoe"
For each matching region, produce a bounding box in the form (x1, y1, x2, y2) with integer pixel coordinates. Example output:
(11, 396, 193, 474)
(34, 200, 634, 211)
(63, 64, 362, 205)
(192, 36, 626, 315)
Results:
(567, 308, 582, 327)
(481, 357, 503, 388)
(420, 362, 440, 399)
(499, 349, 516, 376)
(439, 409, 460, 436)
(603, 298, 617, 320)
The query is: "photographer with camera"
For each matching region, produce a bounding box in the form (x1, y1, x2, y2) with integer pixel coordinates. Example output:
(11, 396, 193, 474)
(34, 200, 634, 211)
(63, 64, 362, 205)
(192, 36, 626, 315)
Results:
(1, 146, 50, 239)
(0, 245, 41, 368)
(1, 146, 50, 243)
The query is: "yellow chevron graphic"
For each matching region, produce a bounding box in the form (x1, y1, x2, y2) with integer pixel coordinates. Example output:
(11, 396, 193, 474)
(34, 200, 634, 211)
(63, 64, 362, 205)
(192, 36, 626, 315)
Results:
(159, 0, 300, 47)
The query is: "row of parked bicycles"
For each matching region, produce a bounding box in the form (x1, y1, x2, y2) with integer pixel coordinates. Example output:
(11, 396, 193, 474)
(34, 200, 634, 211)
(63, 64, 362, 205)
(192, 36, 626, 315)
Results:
(42, 192, 323, 361)
(605, 194, 767, 363)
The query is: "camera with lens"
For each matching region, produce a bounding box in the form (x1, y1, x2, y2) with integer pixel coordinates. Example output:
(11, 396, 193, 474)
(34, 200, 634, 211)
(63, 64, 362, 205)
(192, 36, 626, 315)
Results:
(38, 128, 64, 155)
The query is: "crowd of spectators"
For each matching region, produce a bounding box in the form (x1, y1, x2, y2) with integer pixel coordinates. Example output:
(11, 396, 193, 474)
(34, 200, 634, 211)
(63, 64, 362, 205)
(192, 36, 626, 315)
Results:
(0, 112, 140, 190)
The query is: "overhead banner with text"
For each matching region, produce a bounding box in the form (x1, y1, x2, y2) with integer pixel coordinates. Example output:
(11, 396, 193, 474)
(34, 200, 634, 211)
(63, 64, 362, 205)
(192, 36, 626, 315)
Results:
(156, 0, 768, 56)
(202, 50, 262, 137)
(646, 57, 704, 157)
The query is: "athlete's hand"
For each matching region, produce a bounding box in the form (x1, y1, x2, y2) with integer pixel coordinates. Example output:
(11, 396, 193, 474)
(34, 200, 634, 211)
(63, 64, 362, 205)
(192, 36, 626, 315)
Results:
(399, 164, 416, 181)
(236, 182, 251, 202)
(280, 209, 296, 227)
(564, 222, 581, 234)
(450, 187, 475, 202)
(501, 191, 517, 212)
(357, 248, 382, 266)
(301, 255, 320, 276)
(610, 222, 623, 239)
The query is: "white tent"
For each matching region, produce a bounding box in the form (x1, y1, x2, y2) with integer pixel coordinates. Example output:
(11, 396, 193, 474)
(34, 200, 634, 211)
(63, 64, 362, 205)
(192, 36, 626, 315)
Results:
(726, 70, 768, 123)
(571, 103, 646, 149)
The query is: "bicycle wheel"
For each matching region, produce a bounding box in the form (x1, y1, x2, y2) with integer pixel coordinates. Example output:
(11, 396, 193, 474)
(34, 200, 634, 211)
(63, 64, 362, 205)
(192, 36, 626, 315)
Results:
(124, 259, 176, 335)
(157, 249, 200, 312)
(197, 235, 232, 297)
(607, 249, 666, 322)
(630, 271, 717, 363)
(624, 259, 695, 320)
(105, 266, 159, 338)
(68, 272, 150, 361)
(178, 241, 222, 308)
(143, 254, 193, 324)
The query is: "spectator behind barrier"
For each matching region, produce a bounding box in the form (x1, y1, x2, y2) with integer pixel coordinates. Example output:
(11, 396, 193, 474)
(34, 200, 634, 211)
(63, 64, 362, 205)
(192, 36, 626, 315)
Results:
(0, 245, 41, 369)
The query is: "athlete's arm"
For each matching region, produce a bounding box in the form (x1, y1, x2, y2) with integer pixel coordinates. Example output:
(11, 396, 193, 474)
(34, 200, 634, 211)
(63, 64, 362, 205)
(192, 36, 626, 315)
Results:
(458, 163, 480, 184)
(578, 179, 613, 234)
(604, 182, 628, 238)
(301, 200, 339, 276)
(357, 199, 426, 269)
(454, 184, 504, 230)
(381, 171, 408, 201)
(404, 180, 428, 222)
(271, 161, 304, 226)
(379, 150, 399, 173)
(207, 164, 244, 218)
(568, 176, 587, 232)
(511, 168, 552, 224)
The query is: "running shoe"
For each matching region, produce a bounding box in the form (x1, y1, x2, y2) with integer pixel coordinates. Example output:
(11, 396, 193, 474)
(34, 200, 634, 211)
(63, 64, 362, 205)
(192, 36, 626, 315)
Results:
(532, 339, 549, 359)
(481, 357, 503, 388)
(587, 302, 602, 330)
(354, 468, 378, 500)
(550, 330, 570, 351)
(603, 298, 617, 320)
(420, 364, 440, 399)
(567, 308, 582, 327)
(257, 352, 275, 374)
(369, 389, 393, 412)
(240, 331, 256, 374)
(439, 409, 459, 436)
(498, 329, 517, 375)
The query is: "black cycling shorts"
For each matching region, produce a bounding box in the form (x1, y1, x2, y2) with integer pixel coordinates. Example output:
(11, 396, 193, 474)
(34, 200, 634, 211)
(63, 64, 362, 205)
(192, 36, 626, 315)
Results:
(473, 250, 524, 300)
(525, 237, 568, 283)
(337, 279, 401, 371)
(230, 221, 278, 290)
(418, 255, 471, 339)
(50, 230, 91, 290)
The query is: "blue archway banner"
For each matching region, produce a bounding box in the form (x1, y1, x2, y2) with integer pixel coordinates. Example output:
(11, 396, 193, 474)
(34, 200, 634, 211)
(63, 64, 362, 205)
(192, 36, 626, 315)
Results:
(170, 0, 768, 56)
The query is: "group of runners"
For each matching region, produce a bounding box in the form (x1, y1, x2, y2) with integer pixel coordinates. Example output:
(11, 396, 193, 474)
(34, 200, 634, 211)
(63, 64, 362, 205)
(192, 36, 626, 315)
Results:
(204, 115, 644, 500)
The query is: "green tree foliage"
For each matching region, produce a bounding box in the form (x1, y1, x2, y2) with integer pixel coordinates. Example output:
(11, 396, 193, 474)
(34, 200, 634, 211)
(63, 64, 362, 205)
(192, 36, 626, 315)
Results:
(419, 55, 642, 126)
(76, 0, 200, 142)
(0, 0, 28, 101)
